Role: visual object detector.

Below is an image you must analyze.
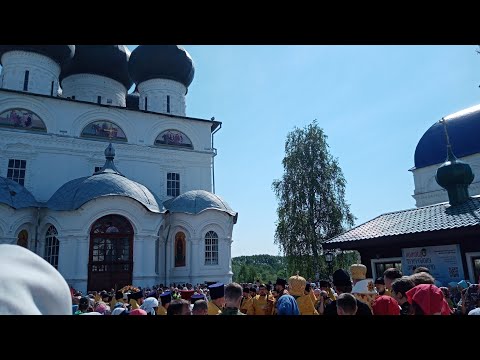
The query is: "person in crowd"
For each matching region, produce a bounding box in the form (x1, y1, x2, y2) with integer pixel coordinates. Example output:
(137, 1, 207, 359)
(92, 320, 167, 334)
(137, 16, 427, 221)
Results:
(374, 277, 386, 296)
(128, 289, 144, 309)
(371, 295, 400, 315)
(413, 266, 430, 274)
(460, 282, 480, 315)
(350, 264, 367, 286)
(319, 280, 336, 301)
(167, 299, 192, 315)
(391, 276, 415, 315)
(440, 287, 455, 311)
(409, 271, 435, 286)
(95, 302, 110, 315)
(351, 278, 378, 312)
(336, 293, 358, 315)
(157, 291, 172, 315)
(323, 269, 372, 316)
(207, 283, 225, 315)
(275, 290, 300, 315)
(286, 274, 317, 315)
(0, 244, 72, 315)
(221, 283, 245, 315)
(140, 297, 159, 315)
(406, 284, 447, 315)
(383, 268, 403, 296)
(249, 283, 275, 315)
(240, 287, 253, 314)
(130, 309, 147, 315)
(192, 300, 209, 315)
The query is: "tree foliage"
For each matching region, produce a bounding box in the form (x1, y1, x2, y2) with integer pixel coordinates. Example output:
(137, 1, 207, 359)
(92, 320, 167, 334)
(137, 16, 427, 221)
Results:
(272, 120, 356, 279)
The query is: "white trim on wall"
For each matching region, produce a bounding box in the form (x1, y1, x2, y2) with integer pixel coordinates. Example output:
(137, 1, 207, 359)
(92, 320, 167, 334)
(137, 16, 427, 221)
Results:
(371, 257, 403, 280)
(465, 252, 480, 283)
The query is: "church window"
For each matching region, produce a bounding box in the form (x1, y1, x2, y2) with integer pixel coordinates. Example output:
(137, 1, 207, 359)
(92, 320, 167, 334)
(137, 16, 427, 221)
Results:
(167, 95, 170, 113)
(97, 96, 102, 104)
(7, 159, 26, 186)
(107, 98, 112, 104)
(50, 81, 54, 96)
(167, 172, 180, 197)
(205, 231, 218, 265)
(81, 120, 127, 142)
(17, 230, 28, 248)
(145, 97, 148, 111)
(155, 129, 193, 149)
(174, 232, 186, 267)
(23, 70, 29, 91)
(44, 225, 59, 269)
(0, 108, 47, 132)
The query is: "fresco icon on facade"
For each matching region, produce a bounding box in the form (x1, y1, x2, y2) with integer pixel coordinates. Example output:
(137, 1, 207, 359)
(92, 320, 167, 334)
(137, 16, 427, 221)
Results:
(0, 109, 46, 131)
(81, 120, 127, 141)
(155, 129, 193, 149)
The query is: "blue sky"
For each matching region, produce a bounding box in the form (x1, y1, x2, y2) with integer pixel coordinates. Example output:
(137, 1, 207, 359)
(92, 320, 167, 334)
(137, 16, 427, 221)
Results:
(132, 45, 479, 257)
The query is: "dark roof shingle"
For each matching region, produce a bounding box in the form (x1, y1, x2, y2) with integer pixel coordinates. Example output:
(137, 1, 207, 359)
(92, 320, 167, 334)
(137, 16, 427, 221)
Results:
(325, 196, 480, 245)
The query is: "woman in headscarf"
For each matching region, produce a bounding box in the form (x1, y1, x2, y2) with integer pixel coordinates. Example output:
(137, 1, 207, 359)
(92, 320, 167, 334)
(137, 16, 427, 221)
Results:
(140, 297, 159, 315)
(406, 284, 448, 315)
(372, 295, 400, 315)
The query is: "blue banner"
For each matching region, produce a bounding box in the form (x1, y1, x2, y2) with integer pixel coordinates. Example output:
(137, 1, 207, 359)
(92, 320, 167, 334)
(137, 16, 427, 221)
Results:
(401, 244, 465, 286)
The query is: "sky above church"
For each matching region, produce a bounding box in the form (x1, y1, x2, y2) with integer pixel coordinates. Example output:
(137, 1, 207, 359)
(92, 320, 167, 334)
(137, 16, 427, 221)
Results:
(132, 45, 480, 257)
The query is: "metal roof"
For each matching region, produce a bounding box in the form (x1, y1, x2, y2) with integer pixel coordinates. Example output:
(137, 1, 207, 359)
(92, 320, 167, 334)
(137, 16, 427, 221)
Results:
(0, 177, 39, 209)
(324, 196, 480, 246)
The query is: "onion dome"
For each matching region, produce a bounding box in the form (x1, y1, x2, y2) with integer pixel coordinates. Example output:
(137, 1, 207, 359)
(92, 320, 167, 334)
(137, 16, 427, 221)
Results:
(0, 177, 38, 209)
(163, 189, 237, 222)
(435, 119, 475, 206)
(415, 104, 480, 169)
(60, 45, 133, 89)
(128, 45, 195, 88)
(48, 143, 163, 213)
(0, 45, 75, 66)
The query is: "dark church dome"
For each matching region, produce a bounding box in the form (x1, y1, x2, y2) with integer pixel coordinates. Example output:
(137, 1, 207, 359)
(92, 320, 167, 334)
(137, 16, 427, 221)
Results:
(60, 45, 132, 89)
(0, 45, 75, 66)
(128, 45, 195, 89)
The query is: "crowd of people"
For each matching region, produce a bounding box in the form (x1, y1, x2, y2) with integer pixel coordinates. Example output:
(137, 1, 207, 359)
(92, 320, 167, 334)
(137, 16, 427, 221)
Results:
(1, 244, 479, 315)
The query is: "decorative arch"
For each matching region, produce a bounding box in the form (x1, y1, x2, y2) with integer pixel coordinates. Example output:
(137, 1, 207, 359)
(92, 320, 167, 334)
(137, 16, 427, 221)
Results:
(174, 231, 186, 267)
(204, 230, 219, 266)
(17, 229, 28, 248)
(88, 214, 134, 291)
(81, 120, 127, 142)
(145, 120, 200, 150)
(44, 224, 59, 269)
(0, 108, 46, 132)
(155, 129, 193, 149)
(0, 96, 56, 133)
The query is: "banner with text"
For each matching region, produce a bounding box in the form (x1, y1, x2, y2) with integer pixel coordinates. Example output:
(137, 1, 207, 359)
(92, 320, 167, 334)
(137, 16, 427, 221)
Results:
(401, 244, 465, 285)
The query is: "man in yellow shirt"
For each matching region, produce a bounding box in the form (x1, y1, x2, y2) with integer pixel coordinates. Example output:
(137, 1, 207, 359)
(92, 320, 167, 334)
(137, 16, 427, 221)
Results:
(157, 291, 171, 315)
(207, 282, 225, 315)
(240, 287, 253, 314)
(248, 284, 274, 315)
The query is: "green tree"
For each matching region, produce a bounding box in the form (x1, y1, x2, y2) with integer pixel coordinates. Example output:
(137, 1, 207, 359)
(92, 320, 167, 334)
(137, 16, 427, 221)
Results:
(272, 120, 355, 279)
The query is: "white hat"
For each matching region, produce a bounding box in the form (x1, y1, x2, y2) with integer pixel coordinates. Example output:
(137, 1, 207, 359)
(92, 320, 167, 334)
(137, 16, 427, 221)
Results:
(351, 279, 378, 295)
(468, 308, 480, 315)
(0, 244, 72, 315)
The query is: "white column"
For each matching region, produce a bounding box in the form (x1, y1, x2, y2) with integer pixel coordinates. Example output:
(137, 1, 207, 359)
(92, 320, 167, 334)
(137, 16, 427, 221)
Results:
(74, 235, 89, 293)
(191, 237, 200, 283)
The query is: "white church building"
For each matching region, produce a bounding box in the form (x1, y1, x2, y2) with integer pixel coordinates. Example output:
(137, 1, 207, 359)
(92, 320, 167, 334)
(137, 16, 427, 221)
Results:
(0, 45, 237, 293)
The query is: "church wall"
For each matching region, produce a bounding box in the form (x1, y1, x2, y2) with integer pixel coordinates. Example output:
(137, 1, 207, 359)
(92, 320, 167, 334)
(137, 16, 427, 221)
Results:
(411, 153, 480, 207)
(138, 78, 186, 116)
(1, 51, 61, 96)
(165, 211, 234, 286)
(0, 90, 214, 202)
(40, 196, 164, 294)
(0, 204, 37, 249)
(61, 74, 127, 107)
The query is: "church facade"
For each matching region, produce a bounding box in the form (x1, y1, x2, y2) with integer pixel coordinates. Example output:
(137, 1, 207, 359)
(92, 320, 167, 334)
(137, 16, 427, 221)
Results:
(0, 45, 237, 293)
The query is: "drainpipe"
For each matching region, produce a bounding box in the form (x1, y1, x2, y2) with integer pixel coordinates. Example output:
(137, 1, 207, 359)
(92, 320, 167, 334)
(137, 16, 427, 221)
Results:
(164, 219, 171, 286)
(211, 123, 221, 194)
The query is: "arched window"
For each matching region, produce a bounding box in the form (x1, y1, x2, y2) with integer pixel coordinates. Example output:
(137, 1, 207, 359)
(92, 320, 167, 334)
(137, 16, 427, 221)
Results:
(81, 120, 127, 142)
(174, 232, 186, 267)
(17, 230, 28, 248)
(205, 231, 218, 265)
(44, 225, 59, 269)
(155, 129, 193, 149)
(0, 108, 46, 132)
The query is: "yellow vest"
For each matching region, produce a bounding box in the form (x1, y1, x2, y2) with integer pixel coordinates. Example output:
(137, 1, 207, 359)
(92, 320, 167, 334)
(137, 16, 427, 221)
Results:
(207, 301, 222, 315)
(296, 294, 319, 315)
(157, 305, 167, 315)
(240, 296, 253, 314)
(129, 299, 140, 310)
(249, 295, 273, 315)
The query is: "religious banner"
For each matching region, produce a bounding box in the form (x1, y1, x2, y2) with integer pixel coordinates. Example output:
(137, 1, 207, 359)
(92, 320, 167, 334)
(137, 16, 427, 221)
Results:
(401, 244, 465, 285)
